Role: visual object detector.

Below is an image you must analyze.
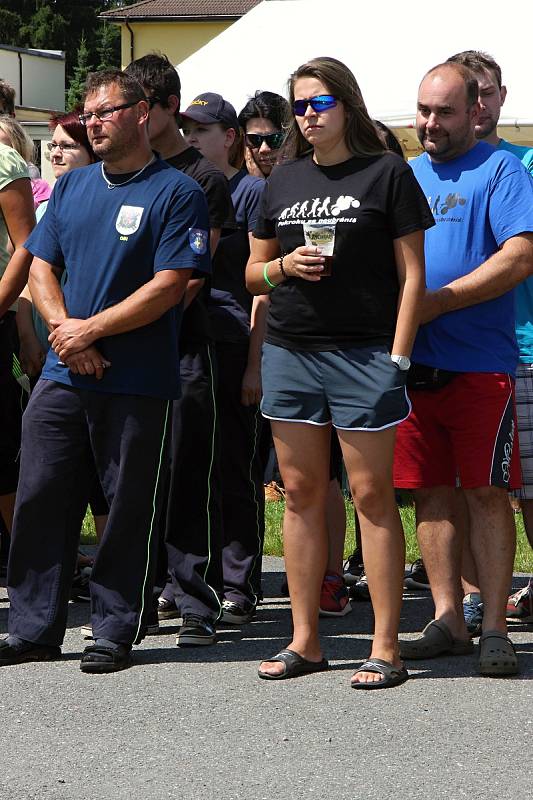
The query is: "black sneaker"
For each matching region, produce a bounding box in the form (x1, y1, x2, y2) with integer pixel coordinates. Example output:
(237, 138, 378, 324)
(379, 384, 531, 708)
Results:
(404, 559, 430, 590)
(220, 599, 256, 624)
(176, 615, 216, 647)
(70, 566, 91, 602)
(0, 637, 61, 666)
(343, 548, 364, 586)
(157, 596, 181, 620)
(348, 573, 371, 602)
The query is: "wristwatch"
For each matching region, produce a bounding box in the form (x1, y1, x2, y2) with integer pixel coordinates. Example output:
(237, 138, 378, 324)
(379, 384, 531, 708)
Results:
(391, 354, 411, 371)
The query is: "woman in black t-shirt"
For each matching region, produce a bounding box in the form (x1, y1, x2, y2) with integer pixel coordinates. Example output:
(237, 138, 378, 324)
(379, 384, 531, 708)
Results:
(247, 56, 433, 689)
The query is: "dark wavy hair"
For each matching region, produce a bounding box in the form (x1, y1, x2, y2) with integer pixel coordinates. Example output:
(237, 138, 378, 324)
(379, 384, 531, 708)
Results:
(49, 109, 97, 162)
(374, 120, 404, 159)
(238, 91, 291, 132)
(285, 56, 385, 159)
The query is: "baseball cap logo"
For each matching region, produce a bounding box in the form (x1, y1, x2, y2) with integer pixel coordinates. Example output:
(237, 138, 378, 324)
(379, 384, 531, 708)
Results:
(181, 92, 238, 129)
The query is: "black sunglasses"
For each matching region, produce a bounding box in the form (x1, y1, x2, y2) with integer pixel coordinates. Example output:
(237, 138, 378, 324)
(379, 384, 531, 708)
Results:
(292, 95, 337, 117)
(245, 131, 286, 150)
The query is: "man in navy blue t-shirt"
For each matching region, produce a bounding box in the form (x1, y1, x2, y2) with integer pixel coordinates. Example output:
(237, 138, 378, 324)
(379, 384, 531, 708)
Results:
(0, 70, 210, 674)
(393, 62, 533, 677)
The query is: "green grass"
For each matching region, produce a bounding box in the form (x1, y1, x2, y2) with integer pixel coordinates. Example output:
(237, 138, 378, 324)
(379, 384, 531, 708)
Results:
(80, 499, 533, 572)
(263, 499, 533, 572)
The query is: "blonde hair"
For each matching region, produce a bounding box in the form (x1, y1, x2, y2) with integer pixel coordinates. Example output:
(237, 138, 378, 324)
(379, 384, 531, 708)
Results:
(0, 114, 34, 162)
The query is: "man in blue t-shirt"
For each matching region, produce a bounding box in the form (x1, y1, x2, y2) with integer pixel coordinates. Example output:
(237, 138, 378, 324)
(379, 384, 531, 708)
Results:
(447, 50, 533, 627)
(393, 62, 533, 676)
(0, 70, 210, 674)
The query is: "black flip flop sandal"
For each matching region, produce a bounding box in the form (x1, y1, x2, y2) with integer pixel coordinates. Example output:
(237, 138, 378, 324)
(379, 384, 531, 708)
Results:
(351, 658, 409, 690)
(258, 648, 329, 680)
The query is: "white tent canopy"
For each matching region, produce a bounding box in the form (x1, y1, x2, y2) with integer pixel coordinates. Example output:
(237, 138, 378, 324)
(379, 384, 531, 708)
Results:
(177, 0, 533, 148)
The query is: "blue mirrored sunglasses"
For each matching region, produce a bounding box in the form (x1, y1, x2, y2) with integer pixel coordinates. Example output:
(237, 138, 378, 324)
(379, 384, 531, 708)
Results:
(292, 95, 337, 116)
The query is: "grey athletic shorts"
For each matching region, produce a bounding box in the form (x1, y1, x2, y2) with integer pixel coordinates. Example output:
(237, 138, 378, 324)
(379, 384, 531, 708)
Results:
(261, 342, 411, 430)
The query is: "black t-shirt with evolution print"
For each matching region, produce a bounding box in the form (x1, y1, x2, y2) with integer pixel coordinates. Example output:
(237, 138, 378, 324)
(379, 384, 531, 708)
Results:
(254, 153, 434, 351)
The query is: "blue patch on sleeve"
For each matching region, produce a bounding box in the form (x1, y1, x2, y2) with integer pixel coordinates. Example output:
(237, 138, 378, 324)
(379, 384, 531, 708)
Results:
(189, 228, 208, 255)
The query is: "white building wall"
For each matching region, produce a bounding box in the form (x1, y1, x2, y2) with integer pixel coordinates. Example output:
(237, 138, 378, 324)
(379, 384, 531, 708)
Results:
(0, 49, 21, 101)
(0, 46, 65, 111)
(21, 52, 64, 111)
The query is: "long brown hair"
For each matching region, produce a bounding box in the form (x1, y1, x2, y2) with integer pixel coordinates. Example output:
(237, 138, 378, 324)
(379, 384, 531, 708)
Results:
(286, 56, 385, 159)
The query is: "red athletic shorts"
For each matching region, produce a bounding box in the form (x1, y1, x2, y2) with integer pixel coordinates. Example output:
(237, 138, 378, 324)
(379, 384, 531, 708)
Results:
(393, 372, 521, 490)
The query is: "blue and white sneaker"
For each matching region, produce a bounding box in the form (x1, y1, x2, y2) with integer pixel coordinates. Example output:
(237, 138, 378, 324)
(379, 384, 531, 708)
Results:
(463, 592, 483, 637)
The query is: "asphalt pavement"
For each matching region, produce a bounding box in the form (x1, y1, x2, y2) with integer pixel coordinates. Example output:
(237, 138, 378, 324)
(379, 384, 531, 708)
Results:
(0, 557, 531, 800)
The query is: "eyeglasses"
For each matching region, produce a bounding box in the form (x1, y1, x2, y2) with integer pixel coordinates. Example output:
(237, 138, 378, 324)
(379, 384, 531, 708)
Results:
(292, 95, 337, 117)
(78, 100, 140, 126)
(245, 132, 286, 150)
(46, 141, 80, 152)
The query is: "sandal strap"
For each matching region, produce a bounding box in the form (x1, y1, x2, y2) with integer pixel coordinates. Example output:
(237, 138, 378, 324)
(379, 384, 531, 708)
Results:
(83, 644, 127, 662)
(356, 659, 403, 678)
(264, 649, 303, 666)
(480, 630, 514, 644)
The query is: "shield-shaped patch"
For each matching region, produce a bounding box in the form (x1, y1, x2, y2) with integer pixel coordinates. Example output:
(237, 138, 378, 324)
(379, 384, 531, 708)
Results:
(116, 205, 144, 235)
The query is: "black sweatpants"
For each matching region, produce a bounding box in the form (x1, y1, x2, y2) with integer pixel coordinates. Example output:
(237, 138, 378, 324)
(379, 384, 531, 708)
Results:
(216, 341, 265, 609)
(163, 342, 223, 620)
(8, 379, 170, 647)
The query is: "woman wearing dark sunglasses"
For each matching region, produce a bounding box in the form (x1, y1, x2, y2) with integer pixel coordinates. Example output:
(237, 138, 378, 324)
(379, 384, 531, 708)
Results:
(238, 91, 290, 178)
(247, 56, 433, 689)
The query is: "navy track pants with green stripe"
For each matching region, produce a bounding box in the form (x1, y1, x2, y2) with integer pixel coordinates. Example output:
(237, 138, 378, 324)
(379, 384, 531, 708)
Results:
(162, 342, 223, 620)
(7, 379, 170, 647)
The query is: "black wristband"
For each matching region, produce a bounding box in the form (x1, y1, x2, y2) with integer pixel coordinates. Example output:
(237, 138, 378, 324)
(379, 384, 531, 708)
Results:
(279, 254, 288, 279)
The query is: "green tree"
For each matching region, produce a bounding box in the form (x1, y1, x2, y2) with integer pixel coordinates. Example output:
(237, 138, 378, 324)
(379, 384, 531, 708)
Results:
(66, 34, 92, 111)
(96, 20, 121, 71)
(18, 5, 68, 51)
(3, 0, 136, 105)
(0, 9, 23, 46)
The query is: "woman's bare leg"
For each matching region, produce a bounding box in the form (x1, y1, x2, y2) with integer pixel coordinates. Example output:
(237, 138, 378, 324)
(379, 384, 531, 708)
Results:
(457, 489, 481, 596)
(338, 427, 404, 685)
(326, 478, 346, 574)
(259, 420, 331, 676)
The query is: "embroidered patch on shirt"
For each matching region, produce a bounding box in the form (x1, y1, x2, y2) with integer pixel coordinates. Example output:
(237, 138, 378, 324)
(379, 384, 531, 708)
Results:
(116, 205, 144, 235)
(189, 228, 208, 254)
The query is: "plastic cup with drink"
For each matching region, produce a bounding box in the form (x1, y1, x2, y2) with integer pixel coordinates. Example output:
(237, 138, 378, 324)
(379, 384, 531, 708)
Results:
(303, 221, 336, 277)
